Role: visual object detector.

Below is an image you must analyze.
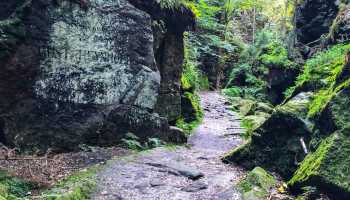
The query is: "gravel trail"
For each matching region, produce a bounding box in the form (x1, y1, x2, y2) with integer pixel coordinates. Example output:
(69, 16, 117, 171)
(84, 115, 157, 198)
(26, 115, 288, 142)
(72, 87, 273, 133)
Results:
(92, 91, 245, 200)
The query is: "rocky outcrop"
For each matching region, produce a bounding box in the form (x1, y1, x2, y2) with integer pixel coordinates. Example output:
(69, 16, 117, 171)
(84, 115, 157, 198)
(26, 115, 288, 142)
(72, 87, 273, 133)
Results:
(289, 129, 350, 199)
(129, 0, 195, 123)
(295, 0, 339, 45)
(287, 64, 350, 198)
(0, 0, 194, 152)
(223, 92, 314, 178)
(295, 0, 350, 56)
(277, 46, 350, 198)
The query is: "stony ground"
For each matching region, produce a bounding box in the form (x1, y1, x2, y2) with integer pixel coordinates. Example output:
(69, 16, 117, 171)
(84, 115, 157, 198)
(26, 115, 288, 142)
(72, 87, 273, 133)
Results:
(92, 91, 246, 200)
(0, 146, 129, 188)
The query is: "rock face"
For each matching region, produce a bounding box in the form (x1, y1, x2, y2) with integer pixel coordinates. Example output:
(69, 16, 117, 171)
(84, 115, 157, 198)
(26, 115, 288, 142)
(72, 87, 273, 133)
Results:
(0, 0, 194, 151)
(154, 26, 184, 122)
(295, 0, 339, 45)
(289, 130, 350, 199)
(129, 0, 196, 123)
(295, 0, 350, 56)
(288, 83, 350, 198)
(223, 92, 314, 178)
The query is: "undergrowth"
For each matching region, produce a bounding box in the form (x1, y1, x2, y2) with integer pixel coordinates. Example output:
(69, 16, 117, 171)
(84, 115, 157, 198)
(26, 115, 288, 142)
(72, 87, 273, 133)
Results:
(35, 165, 101, 200)
(0, 171, 35, 200)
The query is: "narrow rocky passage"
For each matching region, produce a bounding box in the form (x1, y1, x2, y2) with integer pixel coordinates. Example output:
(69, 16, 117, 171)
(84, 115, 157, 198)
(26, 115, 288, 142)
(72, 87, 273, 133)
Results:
(92, 91, 245, 200)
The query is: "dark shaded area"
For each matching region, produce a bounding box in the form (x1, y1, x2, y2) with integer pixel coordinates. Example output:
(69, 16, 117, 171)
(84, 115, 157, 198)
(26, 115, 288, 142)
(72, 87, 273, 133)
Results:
(295, 0, 338, 45)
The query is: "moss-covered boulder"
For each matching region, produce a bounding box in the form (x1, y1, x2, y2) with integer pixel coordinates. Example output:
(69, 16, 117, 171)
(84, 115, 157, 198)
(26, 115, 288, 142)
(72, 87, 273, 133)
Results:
(238, 167, 276, 200)
(181, 91, 203, 123)
(238, 99, 257, 117)
(230, 97, 273, 117)
(288, 129, 350, 199)
(223, 92, 313, 178)
(317, 85, 350, 136)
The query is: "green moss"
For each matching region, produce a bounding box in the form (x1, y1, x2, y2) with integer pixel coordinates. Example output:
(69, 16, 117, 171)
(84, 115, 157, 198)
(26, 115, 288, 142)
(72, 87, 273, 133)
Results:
(223, 94, 313, 178)
(176, 118, 201, 135)
(238, 99, 256, 117)
(288, 134, 336, 186)
(289, 130, 350, 197)
(36, 166, 100, 200)
(238, 167, 276, 200)
(285, 44, 350, 99)
(0, 170, 35, 199)
(308, 63, 350, 118)
(222, 139, 251, 162)
(240, 118, 255, 139)
(241, 114, 269, 140)
(185, 92, 203, 119)
(308, 89, 334, 118)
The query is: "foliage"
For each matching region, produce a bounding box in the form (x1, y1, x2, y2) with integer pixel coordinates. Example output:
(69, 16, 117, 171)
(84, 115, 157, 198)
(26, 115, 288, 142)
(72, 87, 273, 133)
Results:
(222, 87, 242, 97)
(36, 166, 100, 200)
(121, 133, 165, 151)
(157, 0, 188, 10)
(285, 44, 350, 117)
(0, 171, 35, 200)
(240, 118, 255, 139)
(176, 92, 203, 134)
(259, 42, 297, 69)
(285, 44, 350, 98)
(182, 33, 210, 91)
(176, 118, 202, 135)
(225, 30, 295, 101)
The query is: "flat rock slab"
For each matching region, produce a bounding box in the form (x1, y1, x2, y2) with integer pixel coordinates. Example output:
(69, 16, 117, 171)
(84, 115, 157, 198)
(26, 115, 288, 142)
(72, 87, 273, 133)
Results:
(92, 92, 245, 200)
(145, 162, 204, 180)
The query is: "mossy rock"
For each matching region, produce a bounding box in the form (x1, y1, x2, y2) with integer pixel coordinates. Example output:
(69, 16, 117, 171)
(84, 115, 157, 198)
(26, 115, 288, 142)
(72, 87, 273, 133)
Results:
(229, 97, 273, 117)
(239, 99, 256, 116)
(238, 167, 276, 200)
(255, 102, 273, 114)
(223, 93, 313, 178)
(279, 92, 313, 119)
(181, 91, 203, 123)
(288, 129, 350, 199)
(243, 114, 270, 131)
(317, 86, 350, 136)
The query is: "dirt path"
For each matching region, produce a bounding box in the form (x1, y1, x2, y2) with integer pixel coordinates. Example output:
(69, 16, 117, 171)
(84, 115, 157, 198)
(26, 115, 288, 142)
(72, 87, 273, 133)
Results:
(92, 91, 246, 200)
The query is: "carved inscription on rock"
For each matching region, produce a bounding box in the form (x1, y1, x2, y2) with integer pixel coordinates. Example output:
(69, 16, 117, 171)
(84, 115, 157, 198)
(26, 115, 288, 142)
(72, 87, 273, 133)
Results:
(34, 0, 159, 108)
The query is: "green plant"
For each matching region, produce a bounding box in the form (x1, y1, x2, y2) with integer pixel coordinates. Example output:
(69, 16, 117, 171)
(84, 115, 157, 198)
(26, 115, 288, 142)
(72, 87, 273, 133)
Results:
(240, 118, 255, 139)
(121, 133, 165, 151)
(36, 166, 100, 200)
(222, 87, 242, 97)
(176, 118, 202, 135)
(0, 170, 36, 200)
(286, 44, 350, 99)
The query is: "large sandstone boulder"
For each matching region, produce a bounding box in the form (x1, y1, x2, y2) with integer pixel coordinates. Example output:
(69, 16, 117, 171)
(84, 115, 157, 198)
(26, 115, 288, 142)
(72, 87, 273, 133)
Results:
(223, 92, 314, 178)
(0, 0, 194, 152)
(288, 72, 350, 198)
(289, 129, 350, 199)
